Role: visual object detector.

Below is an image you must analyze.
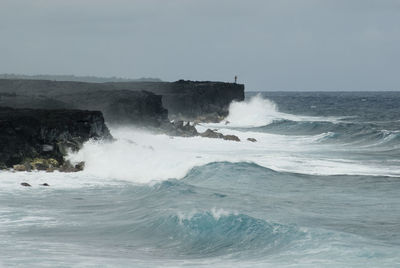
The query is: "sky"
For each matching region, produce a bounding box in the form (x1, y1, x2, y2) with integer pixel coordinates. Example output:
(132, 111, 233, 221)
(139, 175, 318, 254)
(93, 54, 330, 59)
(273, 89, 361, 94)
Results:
(0, 0, 399, 91)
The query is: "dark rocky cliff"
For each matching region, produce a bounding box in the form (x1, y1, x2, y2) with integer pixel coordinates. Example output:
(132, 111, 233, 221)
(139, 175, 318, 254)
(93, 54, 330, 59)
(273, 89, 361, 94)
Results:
(53, 90, 168, 126)
(0, 107, 111, 168)
(0, 78, 244, 171)
(104, 80, 245, 121)
(0, 79, 244, 123)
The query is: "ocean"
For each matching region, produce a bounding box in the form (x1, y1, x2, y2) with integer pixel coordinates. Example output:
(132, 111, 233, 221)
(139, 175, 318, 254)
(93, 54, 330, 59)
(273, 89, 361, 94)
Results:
(1, 92, 400, 267)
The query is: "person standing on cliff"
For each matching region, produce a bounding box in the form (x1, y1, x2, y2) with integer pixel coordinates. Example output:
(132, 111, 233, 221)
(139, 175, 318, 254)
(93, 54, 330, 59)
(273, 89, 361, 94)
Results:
(234, 75, 237, 83)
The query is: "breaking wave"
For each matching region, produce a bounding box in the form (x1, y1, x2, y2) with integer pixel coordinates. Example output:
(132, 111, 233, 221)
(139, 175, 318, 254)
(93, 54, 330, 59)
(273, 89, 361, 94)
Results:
(222, 94, 340, 128)
(137, 210, 303, 257)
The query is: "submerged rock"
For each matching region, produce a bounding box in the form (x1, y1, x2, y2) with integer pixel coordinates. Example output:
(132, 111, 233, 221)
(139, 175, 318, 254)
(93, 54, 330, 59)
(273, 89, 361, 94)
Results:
(247, 138, 257, 142)
(20, 182, 31, 187)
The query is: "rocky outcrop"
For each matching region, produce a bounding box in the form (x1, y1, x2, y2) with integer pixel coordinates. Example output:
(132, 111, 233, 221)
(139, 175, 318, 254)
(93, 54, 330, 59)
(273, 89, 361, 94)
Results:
(0, 79, 244, 124)
(162, 120, 199, 137)
(0, 78, 245, 174)
(223, 134, 241, 142)
(160, 120, 241, 142)
(200, 129, 240, 142)
(0, 107, 111, 169)
(57, 161, 86, 173)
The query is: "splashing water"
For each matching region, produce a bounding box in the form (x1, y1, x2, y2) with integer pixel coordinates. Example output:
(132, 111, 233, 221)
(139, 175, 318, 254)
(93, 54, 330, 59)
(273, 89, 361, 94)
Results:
(223, 94, 340, 128)
(1, 92, 400, 267)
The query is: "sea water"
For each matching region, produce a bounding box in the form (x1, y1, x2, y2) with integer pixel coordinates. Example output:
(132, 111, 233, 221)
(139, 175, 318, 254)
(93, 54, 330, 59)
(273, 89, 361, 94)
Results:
(1, 92, 399, 267)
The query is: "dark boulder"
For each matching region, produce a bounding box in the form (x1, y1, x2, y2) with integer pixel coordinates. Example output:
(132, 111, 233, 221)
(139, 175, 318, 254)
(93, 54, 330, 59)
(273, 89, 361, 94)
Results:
(163, 120, 199, 137)
(75, 161, 85, 171)
(200, 129, 225, 139)
(20, 182, 31, 187)
(58, 160, 83, 173)
(200, 129, 240, 142)
(223, 135, 241, 142)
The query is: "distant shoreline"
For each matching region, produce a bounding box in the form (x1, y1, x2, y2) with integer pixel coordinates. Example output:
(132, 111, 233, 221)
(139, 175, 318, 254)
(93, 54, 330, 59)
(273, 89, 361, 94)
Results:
(0, 73, 162, 83)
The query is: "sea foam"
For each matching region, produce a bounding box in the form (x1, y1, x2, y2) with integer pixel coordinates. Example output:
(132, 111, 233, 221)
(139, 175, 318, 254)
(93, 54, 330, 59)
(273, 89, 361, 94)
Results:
(1, 95, 399, 190)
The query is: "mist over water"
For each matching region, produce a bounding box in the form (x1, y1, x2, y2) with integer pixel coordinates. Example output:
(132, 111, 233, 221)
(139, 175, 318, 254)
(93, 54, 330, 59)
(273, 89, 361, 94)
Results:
(1, 92, 400, 267)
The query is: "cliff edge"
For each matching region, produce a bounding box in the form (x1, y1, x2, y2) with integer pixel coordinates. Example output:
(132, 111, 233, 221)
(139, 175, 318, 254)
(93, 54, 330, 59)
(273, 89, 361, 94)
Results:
(0, 79, 244, 124)
(0, 107, 112, 169)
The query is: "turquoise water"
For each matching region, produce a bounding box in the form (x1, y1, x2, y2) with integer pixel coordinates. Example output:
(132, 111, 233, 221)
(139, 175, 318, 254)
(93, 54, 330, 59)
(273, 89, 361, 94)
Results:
(1, 92, 400, 267)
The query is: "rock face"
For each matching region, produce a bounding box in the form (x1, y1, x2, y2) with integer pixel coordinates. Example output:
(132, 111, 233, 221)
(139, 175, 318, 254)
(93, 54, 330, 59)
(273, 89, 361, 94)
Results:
(0, 107, 111, 168)
(112, 80, 245, 122)
(0, 88, 167, 127)
(0, 79, 244, 124)
(55, 90, 168, 127)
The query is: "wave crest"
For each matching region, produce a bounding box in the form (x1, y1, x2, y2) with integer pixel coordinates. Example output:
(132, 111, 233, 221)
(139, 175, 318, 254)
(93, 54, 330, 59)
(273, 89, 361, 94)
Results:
(142, 210, 303, 257)
(225, 95, 280, 127)
(224, 94, 340, 128)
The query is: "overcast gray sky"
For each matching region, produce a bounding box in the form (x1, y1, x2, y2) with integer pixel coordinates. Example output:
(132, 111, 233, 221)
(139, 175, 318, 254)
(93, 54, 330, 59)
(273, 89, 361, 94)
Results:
(1, 0, 399, 91)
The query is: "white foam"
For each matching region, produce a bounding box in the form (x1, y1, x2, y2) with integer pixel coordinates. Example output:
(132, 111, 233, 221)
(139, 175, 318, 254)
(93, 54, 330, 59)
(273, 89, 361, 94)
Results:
(177, 208, 238, 223)
(210, 208, 238, 220)
(67, 126, 400, 181)
(212, 94, 340, 128)
(1, 124, 400, 190)
(1, 97, 399, 190)
(225, 95, 279, 127)
(67, 128, 218, 183)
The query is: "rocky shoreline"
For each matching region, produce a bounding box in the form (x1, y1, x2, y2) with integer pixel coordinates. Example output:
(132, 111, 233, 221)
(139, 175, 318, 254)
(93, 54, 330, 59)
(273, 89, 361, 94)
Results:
(0, 79, 244, 124)
(0, 79, 246, 174)
(166, 120, 241, 141)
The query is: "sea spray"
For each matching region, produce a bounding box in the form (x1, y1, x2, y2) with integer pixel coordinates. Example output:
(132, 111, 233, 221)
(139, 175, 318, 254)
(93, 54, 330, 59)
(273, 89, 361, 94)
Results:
(1, 92, 400, 267)
(66, 125, 400, 184)
(225, 95, 280, 127)
(2, 94, 399, 191)
(221, 94, 341, 128)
